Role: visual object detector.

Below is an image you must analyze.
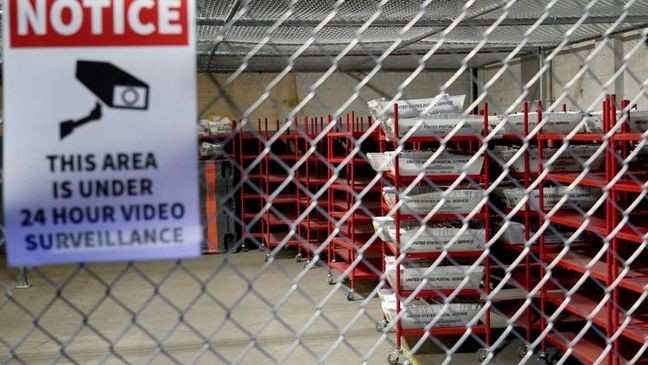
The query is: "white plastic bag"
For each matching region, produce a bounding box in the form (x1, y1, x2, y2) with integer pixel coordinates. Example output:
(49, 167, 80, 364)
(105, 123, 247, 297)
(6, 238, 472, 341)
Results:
(381, 114, 484, 138)
(496, 112, 585, 134)
(199, 142, 222, 157)
(384, 256, 484, 291)
(496, 186, 600, 210)
(372, 217, 485, 252)
(368, 93, 484, 138)
(368, 93, 466, 119)
(498, 221, 577, 245)
(367, 150, 484, 176)
(378, 289, 481, 329)
(208, 117, 233, 135)
(493, 145, 604, 173)
(382, 187, 483, 214)
(586, 110, 648, 133)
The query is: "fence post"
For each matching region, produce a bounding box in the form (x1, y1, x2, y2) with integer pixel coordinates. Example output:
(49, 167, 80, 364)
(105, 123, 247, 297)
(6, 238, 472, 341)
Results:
(15, 267, 30, 289)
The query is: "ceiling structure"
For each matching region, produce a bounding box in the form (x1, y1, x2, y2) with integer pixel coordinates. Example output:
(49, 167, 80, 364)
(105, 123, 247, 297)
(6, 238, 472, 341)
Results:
(0, 0, 645, 72)
(197, 0, 648, 72)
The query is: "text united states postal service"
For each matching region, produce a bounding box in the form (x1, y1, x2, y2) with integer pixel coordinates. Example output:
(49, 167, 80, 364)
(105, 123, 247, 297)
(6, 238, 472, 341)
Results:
(3, 0, 201, 266)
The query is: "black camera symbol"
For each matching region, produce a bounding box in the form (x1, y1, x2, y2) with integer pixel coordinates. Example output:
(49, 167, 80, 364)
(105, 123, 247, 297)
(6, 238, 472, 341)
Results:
(77, 61, 149, 110)
(59, 61, 150, 139)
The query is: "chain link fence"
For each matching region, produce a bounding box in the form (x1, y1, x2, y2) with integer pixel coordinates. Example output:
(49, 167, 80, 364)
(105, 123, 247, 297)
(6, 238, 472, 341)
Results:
(2, 0, 648, 364)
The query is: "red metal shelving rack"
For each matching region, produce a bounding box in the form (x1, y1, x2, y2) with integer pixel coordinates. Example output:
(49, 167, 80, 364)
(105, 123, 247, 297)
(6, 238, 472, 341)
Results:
(295, 116, 330, 264)
(492, 101, 557, 355)
(535, 99, 612, 364)
(237, 120, 268, 253)
(605, 97, 648, 365)
(537, 95, 648, 364)
(326, 112, 382, 300)
(232, 101, 647, 362)
(379, 103, 492, 362)
(260, 119, 302, 261)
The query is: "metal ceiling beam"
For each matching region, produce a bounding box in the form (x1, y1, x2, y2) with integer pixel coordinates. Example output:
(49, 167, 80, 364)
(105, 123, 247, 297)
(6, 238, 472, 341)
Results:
(476, 22, 648, 69)
(344, 1, 508, 70)
(209, 0, 243, 48)
(197, 66, 464, 72)
(195, 55, 518, 72)
(202, 0, 244, 71)
(196, 62, 470, 72)
(197, 16, 648, 27)
(0, 13, 643, 27)
(196, 47, 539, 57)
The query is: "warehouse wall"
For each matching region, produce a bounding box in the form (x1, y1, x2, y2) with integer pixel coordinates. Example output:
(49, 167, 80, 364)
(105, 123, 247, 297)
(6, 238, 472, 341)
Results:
(550, 39, 617, 111)
(477, 61, 524, 115)
(197, 71, 471, 128)
(620, 34, 648, 107)
(549, 34, 648, 110)
(478, 31, 648, 113)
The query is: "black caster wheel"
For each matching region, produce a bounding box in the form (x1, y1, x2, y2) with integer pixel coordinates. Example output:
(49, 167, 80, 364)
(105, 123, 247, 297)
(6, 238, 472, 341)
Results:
(242, 245, 249, 252)
(327, 273, 335, 285)
(537, 352, 551, 365)
(264, 254, 270, 262)
(518, 345, 530, 359)
(375, 320, 388, 333)
(477, 348, 489, 362)
(387, 351, 400, 365)
(259, 244, 265, 252)
(346, 290, 356, 301)
(295, 254, 303, 263)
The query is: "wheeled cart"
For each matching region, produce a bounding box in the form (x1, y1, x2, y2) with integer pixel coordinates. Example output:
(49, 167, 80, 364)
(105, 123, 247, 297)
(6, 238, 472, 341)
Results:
(372, 98, 493, 363)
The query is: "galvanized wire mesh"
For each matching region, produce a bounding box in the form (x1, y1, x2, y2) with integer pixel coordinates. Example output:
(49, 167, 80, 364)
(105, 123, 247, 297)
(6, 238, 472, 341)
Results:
(3, 0, 648, 364)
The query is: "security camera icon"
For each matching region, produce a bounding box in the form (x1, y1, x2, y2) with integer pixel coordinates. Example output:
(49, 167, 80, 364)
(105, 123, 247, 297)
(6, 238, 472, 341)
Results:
(59, 61, 149, 139)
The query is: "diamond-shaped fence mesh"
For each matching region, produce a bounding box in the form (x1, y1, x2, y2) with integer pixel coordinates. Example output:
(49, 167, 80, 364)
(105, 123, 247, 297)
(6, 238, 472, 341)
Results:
(2, 0, 648, 364)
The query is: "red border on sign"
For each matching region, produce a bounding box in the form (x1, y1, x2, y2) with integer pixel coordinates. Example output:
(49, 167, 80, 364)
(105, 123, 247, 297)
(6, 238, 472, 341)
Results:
(9, 0, 189, 47)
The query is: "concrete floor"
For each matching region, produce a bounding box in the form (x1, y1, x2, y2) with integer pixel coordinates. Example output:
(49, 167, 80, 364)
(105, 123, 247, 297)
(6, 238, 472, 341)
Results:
(0, 250, 523, 364)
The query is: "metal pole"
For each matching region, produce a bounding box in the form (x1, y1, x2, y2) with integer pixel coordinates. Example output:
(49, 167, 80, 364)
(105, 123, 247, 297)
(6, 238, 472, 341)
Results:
(539, 49, 545, 105)
(469, 67, 479, 114)
(15, 267, 30, 289)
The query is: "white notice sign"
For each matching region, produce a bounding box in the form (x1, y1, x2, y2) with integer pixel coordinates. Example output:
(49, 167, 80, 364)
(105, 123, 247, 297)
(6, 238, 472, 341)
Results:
(3, 0, 200, 266)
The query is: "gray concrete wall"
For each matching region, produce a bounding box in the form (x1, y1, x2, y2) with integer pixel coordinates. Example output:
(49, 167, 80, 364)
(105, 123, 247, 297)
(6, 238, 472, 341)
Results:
(621, 33, 648, 108)
(477, 61, 524, 115)
(548, 39, 617, 111)
(478, 32, 648, 113)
